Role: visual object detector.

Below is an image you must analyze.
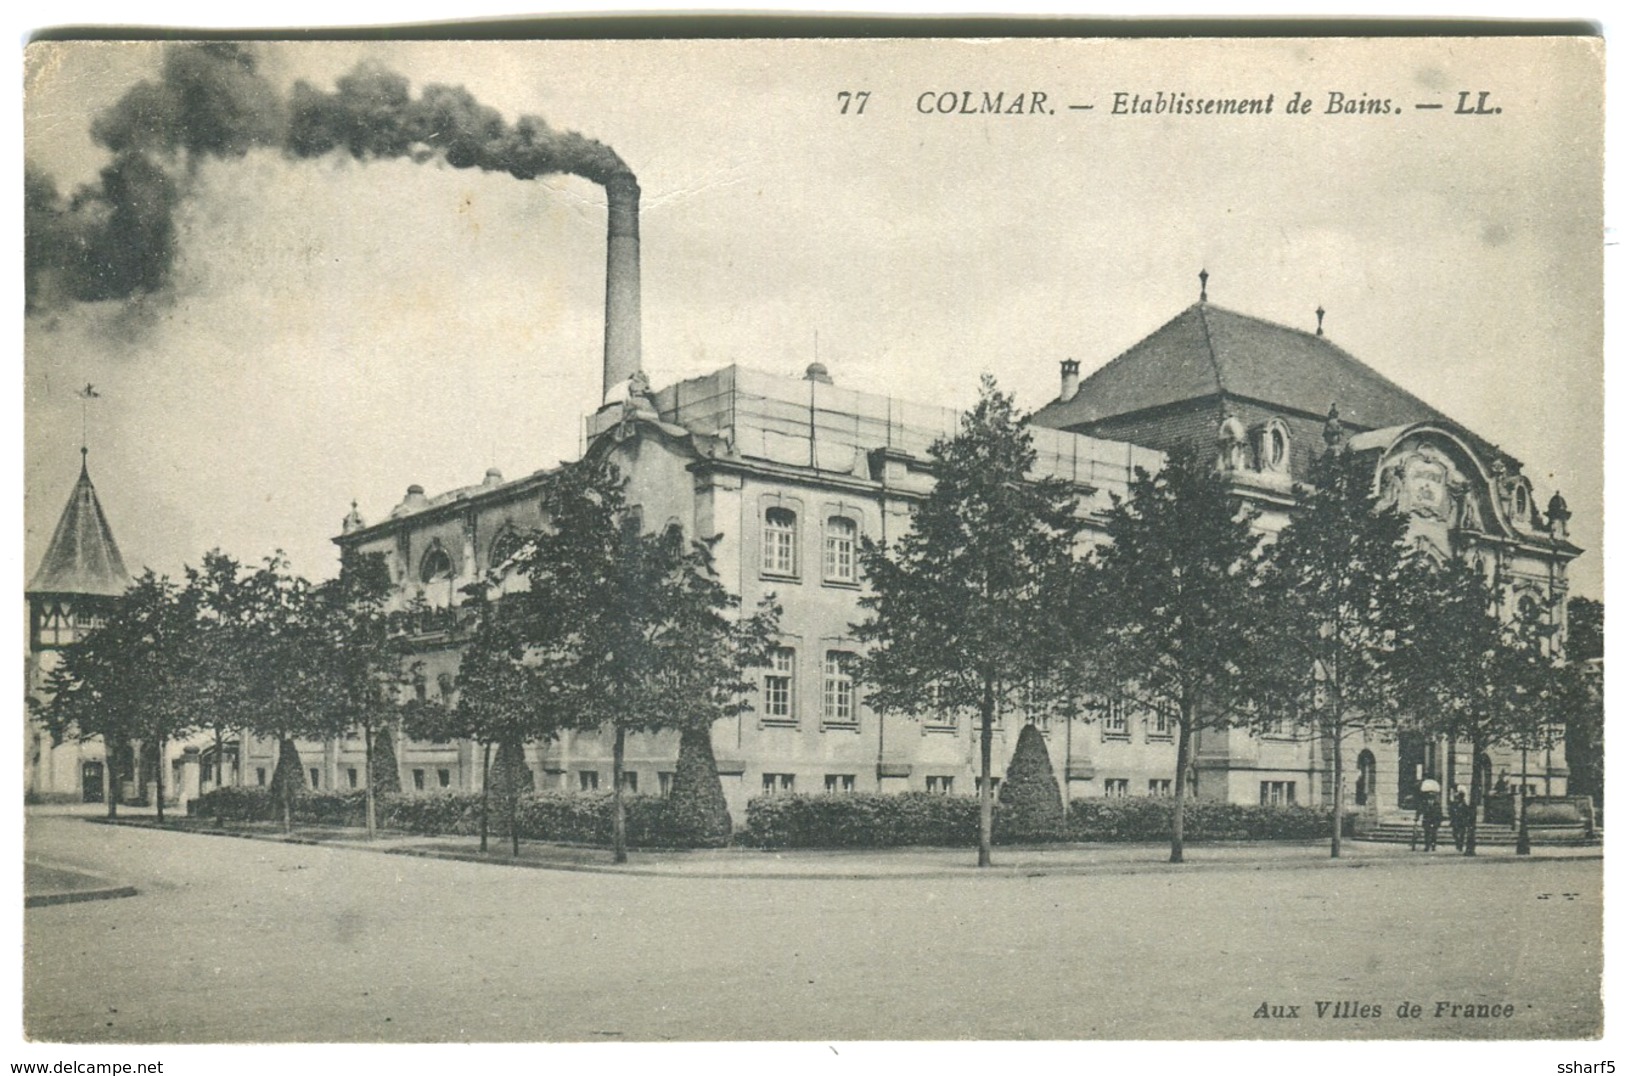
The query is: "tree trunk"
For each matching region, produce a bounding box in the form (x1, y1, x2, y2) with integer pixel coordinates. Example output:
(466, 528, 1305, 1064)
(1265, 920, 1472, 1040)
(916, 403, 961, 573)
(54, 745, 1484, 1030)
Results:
(106, 739, 121, 820)
(978, 678, 994, 869)
(154, 734, 166, 824)
(213, 726, 225, 826)
(613, 724, 628, 864)
(479, 741, 491, 854)
(1171, 711, 1193, 864)
(1516, 761, 1532, 856)
(1330, 719, 1343, 859)
(1465, 733, 1482, 856)
(510, 761, 520, 859)
(363, 723, 377, 841)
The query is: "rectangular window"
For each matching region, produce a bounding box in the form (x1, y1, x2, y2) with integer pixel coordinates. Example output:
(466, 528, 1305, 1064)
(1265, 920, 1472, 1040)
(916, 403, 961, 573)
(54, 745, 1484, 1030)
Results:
(1149, 705, 1174, 738)
(823, 650, 857, 724)
(1102, 697, 1129, 738)
(437, 769, 452, 789)
(925, 775, 954, 795)
(764, 647, 796, 722)
(1104, 778, 1130, 798)
(925, 682, 958, 731)
(579, 770, 600, 791)
(256, 767, 267, 787)
(824, 774, 856, 794)
(763, 507, 798, 576)
(309, 768, 320, 790)
(413, 769, 426, 791)
(1148, 778, 1172, 797)
(975, 776, 1002, 796)
(346, 767, 358, 789)
(823, 516, 858, 583)
(762, 773, 795, 794)
(1260, 781, 1297, 806)
(658, 771, 676, 797)
(620, 771, 638, 793)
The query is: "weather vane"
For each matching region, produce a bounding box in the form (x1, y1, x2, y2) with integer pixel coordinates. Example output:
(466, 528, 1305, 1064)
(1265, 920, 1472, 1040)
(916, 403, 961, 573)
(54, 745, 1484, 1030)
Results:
(77, 383, 100, 456)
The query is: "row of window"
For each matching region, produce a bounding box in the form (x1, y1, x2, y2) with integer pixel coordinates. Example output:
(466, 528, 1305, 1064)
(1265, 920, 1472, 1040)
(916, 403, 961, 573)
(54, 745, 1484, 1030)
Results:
(1103, 778, 1173, 797)
(35, 603, 107, 647)
(760, 773, 984, 795)
(763, 647, 859, 724)
(763, 509, 860, 584)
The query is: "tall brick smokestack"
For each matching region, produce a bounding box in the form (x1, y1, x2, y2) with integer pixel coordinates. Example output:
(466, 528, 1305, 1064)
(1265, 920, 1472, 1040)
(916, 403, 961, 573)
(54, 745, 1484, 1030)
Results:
(603, 171, 643, 403)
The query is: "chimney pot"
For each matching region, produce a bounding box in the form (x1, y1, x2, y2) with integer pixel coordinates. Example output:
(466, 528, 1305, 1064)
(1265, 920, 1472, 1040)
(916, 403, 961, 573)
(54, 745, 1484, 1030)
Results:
(1059, 359, 1081, 403)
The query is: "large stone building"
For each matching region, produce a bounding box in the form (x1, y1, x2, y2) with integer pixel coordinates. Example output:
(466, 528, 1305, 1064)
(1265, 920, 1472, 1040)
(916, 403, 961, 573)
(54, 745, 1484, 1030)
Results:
(1034, 294, 1582, 810)
(236, 289, 1581, 824)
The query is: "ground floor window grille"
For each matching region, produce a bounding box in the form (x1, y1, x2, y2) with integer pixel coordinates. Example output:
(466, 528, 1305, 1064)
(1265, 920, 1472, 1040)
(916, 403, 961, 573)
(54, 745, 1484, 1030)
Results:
(763, 772, 796, 794)
(309, 768, 320, 789)
(925, 775, 954, 795)
(824, 774, 856, 794)
(579, 770, 599, 791)
(1148, 778, 1171, 797)
(975, 776, 1001, 796)
(658, 771, 676, 797)
(1104, 778, 1130, 798)
(347, 768, 358, 789)
(413, 769, 425, 791)
(620, 771, 638, 793)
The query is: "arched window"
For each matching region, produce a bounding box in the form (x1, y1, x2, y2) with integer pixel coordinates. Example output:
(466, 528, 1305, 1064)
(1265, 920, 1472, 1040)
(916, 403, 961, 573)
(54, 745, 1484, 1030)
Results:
(420, 545, 455, 608)
(824, 516, 858, 583)
(763, 507, 798, 576)
(488, 530, 524, 574)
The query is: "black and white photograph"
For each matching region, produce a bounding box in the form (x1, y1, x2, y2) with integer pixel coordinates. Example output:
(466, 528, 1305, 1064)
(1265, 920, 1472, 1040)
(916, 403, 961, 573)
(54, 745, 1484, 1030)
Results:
(16, 26, 1606, 1056)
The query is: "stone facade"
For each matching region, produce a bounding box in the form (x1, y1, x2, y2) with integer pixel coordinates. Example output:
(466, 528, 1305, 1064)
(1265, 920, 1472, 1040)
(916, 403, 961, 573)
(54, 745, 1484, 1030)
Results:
(237, 299, 1582, 826)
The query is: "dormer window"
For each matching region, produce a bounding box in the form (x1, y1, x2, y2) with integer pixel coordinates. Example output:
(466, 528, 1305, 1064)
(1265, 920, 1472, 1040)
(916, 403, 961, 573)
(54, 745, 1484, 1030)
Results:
(1254, 419, 1291, 474)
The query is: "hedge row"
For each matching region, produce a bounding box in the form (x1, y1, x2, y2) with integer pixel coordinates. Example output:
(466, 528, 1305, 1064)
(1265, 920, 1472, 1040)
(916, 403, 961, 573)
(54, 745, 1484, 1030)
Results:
(741, 793, 1352, 849)
(187, 787, 725, 848)
(189, 787, 1352, 850)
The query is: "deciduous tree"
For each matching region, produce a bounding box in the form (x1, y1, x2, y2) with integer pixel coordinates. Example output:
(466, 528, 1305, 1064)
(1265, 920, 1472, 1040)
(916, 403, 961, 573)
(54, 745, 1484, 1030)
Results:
(855, 378, 1083, 868)
(1089, 444, 1267, 864)
(510, 460, 778, 863)
(1257, 439, 1419, 857)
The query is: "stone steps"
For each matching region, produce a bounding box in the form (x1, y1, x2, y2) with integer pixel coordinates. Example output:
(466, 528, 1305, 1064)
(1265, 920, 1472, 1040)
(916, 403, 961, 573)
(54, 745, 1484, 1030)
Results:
(1357, 820, 1600, 846)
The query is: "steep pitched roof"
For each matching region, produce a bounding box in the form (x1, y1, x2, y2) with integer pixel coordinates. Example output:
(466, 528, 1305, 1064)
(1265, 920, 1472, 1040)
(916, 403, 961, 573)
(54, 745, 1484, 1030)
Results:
(28, 450, 131, 598)
(1034, 302, 1454, 433)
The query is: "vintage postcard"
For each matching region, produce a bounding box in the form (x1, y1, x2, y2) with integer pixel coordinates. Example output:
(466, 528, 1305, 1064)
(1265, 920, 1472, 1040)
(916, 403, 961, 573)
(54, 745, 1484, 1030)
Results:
(18, 30, 1605, 1059)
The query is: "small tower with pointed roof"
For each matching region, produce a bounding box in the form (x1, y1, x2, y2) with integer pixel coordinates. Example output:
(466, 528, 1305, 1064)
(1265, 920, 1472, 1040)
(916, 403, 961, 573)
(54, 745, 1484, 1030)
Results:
(25, 449, 132, 801)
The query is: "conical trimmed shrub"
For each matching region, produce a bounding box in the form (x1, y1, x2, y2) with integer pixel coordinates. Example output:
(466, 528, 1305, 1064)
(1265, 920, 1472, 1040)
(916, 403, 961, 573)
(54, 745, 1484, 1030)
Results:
(269, 737, 306, 829)
(370, 726, 401, 794)
(492, 739, 533, 796)
(997, 722, 1065, 842)
(666, 728, 732, 847)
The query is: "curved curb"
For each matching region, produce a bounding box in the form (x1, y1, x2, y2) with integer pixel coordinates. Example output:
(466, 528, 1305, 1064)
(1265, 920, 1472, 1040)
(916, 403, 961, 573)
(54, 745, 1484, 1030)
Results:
(26, 885, 139, 908)
(76, 815, 1603, 882)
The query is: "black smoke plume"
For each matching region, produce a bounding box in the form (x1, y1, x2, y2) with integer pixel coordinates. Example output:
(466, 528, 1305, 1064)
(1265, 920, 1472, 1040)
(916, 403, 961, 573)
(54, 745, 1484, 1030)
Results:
(26, 43, 630, 314)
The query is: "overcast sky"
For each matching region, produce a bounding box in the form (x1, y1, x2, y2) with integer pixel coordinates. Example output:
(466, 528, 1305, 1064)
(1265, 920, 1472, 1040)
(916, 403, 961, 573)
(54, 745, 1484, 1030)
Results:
(22, 36, 1604, 596)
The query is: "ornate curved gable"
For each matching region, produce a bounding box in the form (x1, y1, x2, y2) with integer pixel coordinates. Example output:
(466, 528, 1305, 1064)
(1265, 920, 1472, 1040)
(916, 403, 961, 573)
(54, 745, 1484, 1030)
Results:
(1369, 424, 1521, 558)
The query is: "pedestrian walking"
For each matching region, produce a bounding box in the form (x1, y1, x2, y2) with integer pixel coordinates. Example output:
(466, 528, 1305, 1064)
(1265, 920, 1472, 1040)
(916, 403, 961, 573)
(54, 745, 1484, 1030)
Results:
(1448, 788, 1470, 852)
(1420, 792, 1443, 852)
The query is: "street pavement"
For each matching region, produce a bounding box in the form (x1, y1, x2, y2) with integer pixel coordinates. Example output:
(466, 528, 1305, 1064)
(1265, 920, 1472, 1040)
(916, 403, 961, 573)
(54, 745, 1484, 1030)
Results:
(22, 805, 1602, 1042)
